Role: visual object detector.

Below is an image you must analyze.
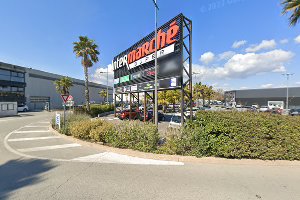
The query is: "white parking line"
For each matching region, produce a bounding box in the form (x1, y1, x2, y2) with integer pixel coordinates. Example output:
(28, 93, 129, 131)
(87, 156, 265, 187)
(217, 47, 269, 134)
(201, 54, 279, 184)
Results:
(8, 136, 61, 142)
(14, 130, 51, 133)
(72, 152, 184, 166)
(17, 143, 81, 152)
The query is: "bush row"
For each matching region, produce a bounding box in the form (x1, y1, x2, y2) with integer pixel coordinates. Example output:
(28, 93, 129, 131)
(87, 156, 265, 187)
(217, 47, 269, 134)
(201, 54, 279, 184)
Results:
(161, 111, 300, 160)
(74, 104, 114, 117)
(53, 112, 300, 160)
(56, 114, 160, 153)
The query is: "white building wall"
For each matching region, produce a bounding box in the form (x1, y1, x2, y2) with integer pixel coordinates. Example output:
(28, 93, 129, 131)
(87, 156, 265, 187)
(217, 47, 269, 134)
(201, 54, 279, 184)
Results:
(24, 69, 112, 110)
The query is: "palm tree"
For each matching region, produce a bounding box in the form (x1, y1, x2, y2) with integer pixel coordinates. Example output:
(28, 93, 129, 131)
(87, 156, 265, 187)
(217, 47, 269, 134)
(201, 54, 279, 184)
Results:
(282, 0, 300, 26)
(73, 36, 100, 112)
(194, 82, 206, 106)
(54, 77, 73, 95)
(99, 89, 107, 102)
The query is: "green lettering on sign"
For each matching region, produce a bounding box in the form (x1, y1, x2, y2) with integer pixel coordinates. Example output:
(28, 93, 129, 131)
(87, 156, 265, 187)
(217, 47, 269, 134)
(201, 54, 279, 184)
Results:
(120, 75, 130, 83)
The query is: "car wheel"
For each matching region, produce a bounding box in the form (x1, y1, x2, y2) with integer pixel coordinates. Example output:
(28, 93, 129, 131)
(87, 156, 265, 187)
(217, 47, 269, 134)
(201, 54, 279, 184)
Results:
(23, 108, 28, 112)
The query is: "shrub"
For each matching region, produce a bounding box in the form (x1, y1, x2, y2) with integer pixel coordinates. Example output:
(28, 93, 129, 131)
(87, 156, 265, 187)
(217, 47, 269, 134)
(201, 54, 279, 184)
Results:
(160, 111, 300, 160)
(69, 119, 103, 140)
(103, 121, 160, 152)
(89, 120, 115, 142)
(52, 113, 90, 135)
(73, 104, 114, 117)
(89, 104, 114, 117)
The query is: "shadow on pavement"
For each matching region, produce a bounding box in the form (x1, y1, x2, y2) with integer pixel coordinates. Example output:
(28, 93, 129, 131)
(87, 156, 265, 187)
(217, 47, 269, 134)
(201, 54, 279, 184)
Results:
(0, 159, 56, 199)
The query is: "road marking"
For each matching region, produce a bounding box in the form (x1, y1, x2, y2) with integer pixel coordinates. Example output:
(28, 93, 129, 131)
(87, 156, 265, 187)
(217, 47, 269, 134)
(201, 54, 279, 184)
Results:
(14, 130, 51, 133)
(17, 143, 81, 152)
(24, 125, 49, 128)
(37, 122, 50, 124)
(72, 152, 184, 166)
(8, 136, 61, 142)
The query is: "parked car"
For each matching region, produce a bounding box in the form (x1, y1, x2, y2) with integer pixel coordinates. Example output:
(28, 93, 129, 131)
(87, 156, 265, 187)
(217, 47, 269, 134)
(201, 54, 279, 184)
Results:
(169, 114, 182, 128)
(17, 104, 29, 112)
(118, 110, 139, 120)
(259, 106, 269, 112)
(271, 108, 283, 115)
(147, 110, 165, 121)
(138, 111, 153, 121)
(290, 109, 300, 116)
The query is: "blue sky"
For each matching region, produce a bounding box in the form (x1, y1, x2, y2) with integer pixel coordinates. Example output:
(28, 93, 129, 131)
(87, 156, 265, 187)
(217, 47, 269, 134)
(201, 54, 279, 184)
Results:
(0, 0, 299, 90)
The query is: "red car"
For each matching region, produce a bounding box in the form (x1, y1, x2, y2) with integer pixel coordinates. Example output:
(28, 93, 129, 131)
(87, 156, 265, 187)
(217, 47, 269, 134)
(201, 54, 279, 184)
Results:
(118, 110, 139, 120)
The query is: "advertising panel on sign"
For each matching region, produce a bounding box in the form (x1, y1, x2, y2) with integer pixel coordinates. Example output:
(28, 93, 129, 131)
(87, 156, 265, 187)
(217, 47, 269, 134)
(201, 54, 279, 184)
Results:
(113, 14, 184, 93)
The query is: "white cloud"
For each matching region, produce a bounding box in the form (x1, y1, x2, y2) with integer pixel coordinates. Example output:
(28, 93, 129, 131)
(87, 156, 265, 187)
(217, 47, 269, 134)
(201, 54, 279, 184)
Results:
(296, 82, 300, 85)
(232, 40, 247, 49)
(280, 39, 289, 44)
(192, 49, 294, 81)
(294, 35, 300, 44)
(90, 64, 114, 86)
(261, 84, 273, 89)
(240, 86, 249, 90)
(200, 52, 215, 64)
(245, 40, 276, 53)
(218, 51, 236, 60)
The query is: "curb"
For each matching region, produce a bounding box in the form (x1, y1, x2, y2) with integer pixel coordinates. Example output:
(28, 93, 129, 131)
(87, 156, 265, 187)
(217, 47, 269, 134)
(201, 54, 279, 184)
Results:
(50, 125, 300, 167)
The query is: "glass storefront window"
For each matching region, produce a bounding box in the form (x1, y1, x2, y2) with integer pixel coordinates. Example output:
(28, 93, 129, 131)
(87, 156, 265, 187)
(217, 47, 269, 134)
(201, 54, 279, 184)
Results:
(0, 86, 11, 92)
(0, 74, 11, 81)
(0, 69, 10, 76)
(11, 76, 25, 82)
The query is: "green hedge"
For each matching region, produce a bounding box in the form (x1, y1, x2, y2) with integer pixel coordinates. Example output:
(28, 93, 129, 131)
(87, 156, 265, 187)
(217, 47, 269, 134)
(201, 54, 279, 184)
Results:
(74, 104, 114, 117)
(60, 114, 159, 153)
(53, 112, 300, 160)
(89, 104, 114, 117)
(160, 111, 300, 160)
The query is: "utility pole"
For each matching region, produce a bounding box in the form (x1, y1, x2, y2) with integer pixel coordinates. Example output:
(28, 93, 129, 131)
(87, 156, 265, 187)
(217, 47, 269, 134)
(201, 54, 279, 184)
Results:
(106, 66, 109, 104)
(152, 0, 159, 126)
(282, 72, 294, 109)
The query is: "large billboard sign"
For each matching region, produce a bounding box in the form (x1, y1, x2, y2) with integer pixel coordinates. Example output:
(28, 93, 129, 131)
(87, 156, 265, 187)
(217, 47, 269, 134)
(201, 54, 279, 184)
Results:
(113, 14, 184, 93)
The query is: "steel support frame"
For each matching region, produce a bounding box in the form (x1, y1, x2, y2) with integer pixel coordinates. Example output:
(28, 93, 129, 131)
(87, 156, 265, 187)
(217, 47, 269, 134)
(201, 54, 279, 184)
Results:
(114, 15, 192, 125)
(180, 15, 193, 125)
(114, 93, 124, 117)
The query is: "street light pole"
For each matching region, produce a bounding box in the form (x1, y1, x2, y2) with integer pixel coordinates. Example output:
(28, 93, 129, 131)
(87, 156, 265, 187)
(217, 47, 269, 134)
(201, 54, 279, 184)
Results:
(282, 72, 294, 109)
(106, 66, 109, 104)
(99, 70, 111, 104)
(152, 0, 159, 126)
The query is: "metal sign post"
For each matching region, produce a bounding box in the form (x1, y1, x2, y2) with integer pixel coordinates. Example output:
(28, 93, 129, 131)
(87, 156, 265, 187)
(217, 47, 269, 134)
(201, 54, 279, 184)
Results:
(55, 112, 61, 130)
(60, 94, 70, 127)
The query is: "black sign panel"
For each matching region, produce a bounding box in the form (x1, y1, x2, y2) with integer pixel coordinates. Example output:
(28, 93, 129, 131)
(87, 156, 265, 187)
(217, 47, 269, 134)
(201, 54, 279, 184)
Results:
(113, 14, 184, 93)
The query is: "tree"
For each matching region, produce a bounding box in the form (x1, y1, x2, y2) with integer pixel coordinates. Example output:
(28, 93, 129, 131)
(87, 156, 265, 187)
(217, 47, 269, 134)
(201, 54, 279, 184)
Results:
(54, 77, 73, 95)
(99, 89, 107, 102)
(206, 86, 215, 105)
(73, 36, 100, 112)
(166, 90, 181, 112)
(158, 91, 168, 113)
(282, 0, 300, 26)
(213, 89, 225, 101)
(194, 82, 207, 106)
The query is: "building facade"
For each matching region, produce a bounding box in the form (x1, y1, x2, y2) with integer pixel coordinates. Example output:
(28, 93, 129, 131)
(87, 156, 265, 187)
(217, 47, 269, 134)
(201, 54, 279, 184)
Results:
(225, 87, 300, 109)
(0, 62, 113, 110)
